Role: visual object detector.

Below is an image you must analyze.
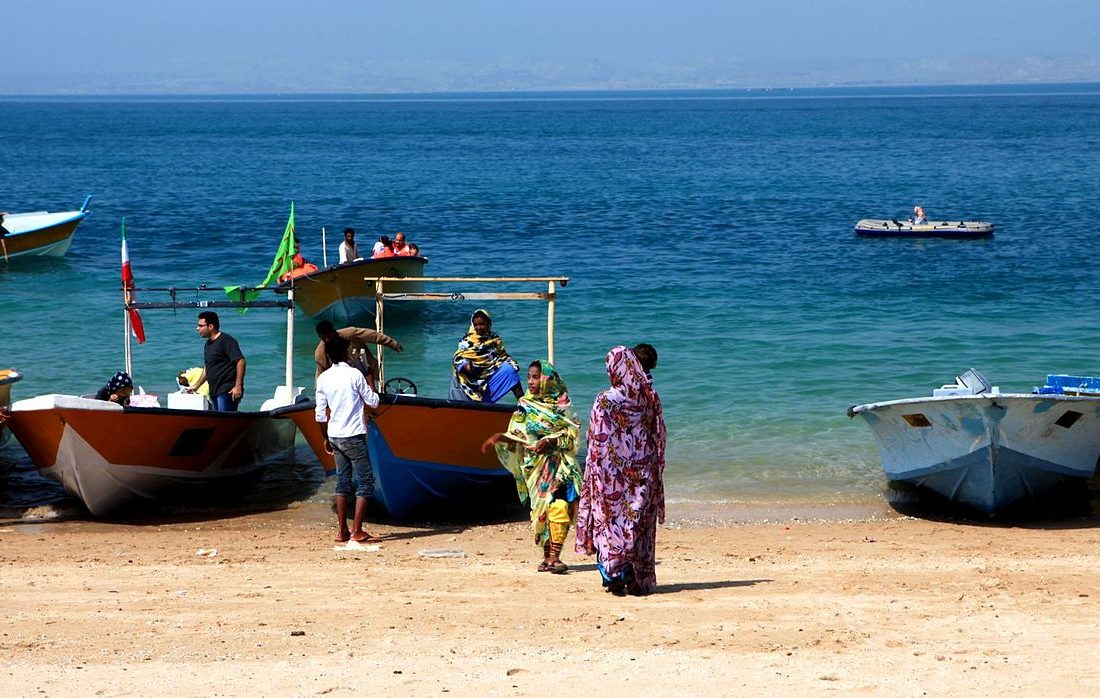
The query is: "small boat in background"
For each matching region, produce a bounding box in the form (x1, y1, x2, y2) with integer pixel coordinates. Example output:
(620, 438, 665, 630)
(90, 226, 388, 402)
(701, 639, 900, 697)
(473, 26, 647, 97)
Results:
(288, 256, 427, 325)
(854, 217, 994, 239)
(0, 368, 22, 446)
(849, 369, 1100, 516)
(0, 196, 92, 260)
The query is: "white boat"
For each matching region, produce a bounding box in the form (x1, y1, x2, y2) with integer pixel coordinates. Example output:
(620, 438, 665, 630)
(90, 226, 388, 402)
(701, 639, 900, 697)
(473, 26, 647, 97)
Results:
(0, 196, 92, 259)
(4, 286, 303, 516)
(0, 368, 22, 446)
(854, 218, 993, 238)
(849, 369, 1100, 515)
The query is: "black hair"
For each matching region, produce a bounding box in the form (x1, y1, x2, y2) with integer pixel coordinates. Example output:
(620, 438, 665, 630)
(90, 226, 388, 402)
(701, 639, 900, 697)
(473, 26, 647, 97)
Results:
(198, 310, 220, 330)
(324, 335, 351, 364)
(315, 320, 336, 338)
(633, 343, 657, 372)
(343, 227, 355, 236)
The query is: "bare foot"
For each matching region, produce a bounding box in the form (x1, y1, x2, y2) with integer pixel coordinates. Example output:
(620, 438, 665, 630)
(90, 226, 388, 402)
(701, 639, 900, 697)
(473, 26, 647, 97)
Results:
(335, 531, 351, 543)
(351, 532, 382, 543)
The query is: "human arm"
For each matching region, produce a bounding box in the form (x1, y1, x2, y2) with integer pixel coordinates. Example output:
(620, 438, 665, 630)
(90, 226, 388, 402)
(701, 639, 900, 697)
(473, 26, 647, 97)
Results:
(187, 369, 207, 393)
(230, 358, 246, 401)
(315, 386, 334, 454)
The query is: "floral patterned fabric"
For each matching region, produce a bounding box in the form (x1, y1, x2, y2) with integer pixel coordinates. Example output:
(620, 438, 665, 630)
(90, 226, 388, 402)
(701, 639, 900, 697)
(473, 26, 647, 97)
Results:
(575, 346, 667, 595)
(452, 309, 521, 401)
(494, 360, 582, 546)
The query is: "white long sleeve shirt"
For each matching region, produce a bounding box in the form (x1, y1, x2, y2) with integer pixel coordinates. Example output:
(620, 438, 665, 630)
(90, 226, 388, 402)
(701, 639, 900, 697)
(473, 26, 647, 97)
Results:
(315, 362, 380, 438)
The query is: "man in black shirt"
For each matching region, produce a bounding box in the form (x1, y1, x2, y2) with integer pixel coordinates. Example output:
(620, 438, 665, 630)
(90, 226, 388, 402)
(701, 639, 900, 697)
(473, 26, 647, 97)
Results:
(188, 311, 246, 411)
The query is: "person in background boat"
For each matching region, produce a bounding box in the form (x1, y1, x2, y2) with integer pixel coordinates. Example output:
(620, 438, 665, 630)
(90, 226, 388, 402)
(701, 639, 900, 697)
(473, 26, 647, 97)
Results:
(575, 345, 667, 596)
(278, 240, 319, 283)
(392, 231, 413, 256)
(0, 211, 10, 262)
(449, 309, 523, 402)
(316, 335, 381, 544)
(408, 243, 421, 257)
(913, 205, 927, 225)
(633, 342, 658, 380)
(188, 311, 246, 412)
(176, 367, 210, 397)
(371, 236, 396, 259)
(94, 371, 134, 406)
(314, 320, 404, 392)
(339, 227, 362, 264)
(482, 360, 582, 574)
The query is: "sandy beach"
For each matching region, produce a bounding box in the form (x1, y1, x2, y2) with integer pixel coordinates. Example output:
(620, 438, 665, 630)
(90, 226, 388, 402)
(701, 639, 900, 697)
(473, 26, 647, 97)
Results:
(2, 502, 1099, 696)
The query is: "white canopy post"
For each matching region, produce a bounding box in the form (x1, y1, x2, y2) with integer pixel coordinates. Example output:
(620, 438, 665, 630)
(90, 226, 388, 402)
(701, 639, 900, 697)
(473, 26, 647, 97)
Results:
(285, 287, 295, 390)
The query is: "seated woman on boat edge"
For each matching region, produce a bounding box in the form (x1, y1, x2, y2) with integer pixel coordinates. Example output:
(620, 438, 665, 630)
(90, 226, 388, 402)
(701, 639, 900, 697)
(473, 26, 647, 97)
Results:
(449, 309, 523, 403)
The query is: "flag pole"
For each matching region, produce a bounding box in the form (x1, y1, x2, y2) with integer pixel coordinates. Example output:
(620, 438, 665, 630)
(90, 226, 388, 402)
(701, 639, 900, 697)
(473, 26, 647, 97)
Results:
(124, 301, 133, 377)
(285, 287, 294, 391)
(321, 226, 328, 267)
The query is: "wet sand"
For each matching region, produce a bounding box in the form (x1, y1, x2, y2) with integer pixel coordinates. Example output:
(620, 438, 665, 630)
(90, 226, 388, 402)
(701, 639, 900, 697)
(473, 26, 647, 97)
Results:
(2, 502, 1099, 695)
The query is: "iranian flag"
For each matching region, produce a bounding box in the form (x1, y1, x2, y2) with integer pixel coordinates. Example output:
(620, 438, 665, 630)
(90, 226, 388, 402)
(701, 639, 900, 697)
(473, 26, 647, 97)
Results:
(121, 219, 146, 344)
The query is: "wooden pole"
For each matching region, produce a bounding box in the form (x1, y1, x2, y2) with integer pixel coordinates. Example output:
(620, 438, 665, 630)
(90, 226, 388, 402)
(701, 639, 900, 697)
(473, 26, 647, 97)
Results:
(375, 278, 385, 388)
(547, 280, 556, 364)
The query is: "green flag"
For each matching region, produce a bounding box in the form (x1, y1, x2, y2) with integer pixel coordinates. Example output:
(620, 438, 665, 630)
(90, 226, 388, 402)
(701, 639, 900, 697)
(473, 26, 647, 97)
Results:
(226, 202, 297, 305)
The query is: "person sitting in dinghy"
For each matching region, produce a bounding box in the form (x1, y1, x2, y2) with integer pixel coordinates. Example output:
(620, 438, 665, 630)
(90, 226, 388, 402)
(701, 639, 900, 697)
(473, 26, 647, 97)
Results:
(94, 371, 134, 406)
(913, 205, 927, 225)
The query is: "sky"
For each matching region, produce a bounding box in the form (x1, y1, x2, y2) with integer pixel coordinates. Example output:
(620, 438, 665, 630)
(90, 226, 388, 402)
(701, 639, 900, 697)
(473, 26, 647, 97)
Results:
(4, 0, 1099, 93)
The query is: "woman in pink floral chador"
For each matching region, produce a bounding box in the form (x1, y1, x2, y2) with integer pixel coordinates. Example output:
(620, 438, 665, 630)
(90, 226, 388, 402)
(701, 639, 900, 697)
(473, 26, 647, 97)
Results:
(575, 345, 667, 596)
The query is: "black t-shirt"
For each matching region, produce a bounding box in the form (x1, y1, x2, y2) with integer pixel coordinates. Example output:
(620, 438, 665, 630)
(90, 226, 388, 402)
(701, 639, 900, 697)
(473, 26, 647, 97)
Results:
(204, 333, 245, 397)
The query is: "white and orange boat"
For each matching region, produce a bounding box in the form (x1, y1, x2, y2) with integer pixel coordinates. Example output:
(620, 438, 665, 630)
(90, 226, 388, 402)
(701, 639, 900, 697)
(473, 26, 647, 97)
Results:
(0, 196, 92, 260)
(4, 285, 303, 516)
(278, 276, 568, 518)
(0, 368, 22, 447)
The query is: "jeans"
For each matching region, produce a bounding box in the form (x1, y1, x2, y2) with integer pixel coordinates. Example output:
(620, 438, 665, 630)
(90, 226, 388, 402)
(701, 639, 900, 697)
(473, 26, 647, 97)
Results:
(212, 393, 239, 412)
(330, 434, 374, 499)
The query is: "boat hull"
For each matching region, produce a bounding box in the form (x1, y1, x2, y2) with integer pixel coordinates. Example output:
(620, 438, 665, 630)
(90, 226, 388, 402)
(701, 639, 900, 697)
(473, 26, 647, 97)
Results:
(1, 210, 88, 258)
(850, 394, 1100, 514)
(0, 369, 21, 446)
(279, 394, 516, 518)
(854, 219, 993, 239)
(290, 256, 427, 325)
(6, 395, 296, 516)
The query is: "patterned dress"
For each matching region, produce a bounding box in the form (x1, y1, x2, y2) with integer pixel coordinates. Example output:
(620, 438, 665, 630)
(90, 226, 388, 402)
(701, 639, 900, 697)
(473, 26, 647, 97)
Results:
(452, 309, 521, 402)
(575, 346, 667, 595)
(494, 361, 582, 547)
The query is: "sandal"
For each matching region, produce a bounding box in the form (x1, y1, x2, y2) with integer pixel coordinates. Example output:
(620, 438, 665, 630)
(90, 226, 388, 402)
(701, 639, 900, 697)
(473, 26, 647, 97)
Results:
(548, 560, 568, 575)
(537, 561, 551, 572)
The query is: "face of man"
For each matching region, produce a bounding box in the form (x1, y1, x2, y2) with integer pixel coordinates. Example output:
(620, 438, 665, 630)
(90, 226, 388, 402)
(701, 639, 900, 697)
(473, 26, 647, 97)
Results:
(196, 317, 215, 340)
(395, 233, 406, 244)
(344, 230, 355, 243)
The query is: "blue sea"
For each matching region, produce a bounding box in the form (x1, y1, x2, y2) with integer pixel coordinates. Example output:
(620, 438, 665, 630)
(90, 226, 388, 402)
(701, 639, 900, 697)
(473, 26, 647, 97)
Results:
(4, 83, 1100, 515)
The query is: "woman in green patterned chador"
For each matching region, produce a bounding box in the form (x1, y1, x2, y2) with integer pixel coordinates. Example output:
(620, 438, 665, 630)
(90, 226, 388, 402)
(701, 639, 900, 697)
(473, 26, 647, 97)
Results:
(482, 360, 582, 574)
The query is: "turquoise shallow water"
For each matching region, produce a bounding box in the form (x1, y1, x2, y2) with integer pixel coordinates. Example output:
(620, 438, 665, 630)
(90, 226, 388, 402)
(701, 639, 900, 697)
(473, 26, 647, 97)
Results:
(3, 84, 1100, 511)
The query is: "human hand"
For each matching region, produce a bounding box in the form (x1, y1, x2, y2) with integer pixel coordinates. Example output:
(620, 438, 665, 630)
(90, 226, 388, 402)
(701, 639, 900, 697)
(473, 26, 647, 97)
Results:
(230, 385, 243, 400)
(393, 342, 404, 353)
(480, 434, 501, 453)
(323, 437, 334, 455)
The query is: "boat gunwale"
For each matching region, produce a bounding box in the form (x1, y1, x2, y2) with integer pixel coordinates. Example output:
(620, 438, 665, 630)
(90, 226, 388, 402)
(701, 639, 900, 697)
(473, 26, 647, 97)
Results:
(848, 391, 1100, 416)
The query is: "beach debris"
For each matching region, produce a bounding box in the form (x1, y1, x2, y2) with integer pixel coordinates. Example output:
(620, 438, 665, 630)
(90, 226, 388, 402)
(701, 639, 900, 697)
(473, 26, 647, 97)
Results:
(195, 548, 218, 557)
(862, 536, 876, 543)
(418, 549, 468, 558)
(290, 630, 305, 637)
(334, 540, 382, 553)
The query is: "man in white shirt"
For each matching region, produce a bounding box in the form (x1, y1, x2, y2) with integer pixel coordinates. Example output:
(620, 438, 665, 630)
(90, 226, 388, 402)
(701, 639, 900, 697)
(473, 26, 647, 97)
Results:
(338, 227, 361, 264)
(316, 335, 381, 543)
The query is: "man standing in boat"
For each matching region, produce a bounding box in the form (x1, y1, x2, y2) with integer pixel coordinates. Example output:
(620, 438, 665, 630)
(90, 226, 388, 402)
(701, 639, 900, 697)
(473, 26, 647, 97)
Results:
(316, 335, 381, 544)
(314, 321, 403, 392)
(188, 311, 247, 411)
(338, 227, 361, 264)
